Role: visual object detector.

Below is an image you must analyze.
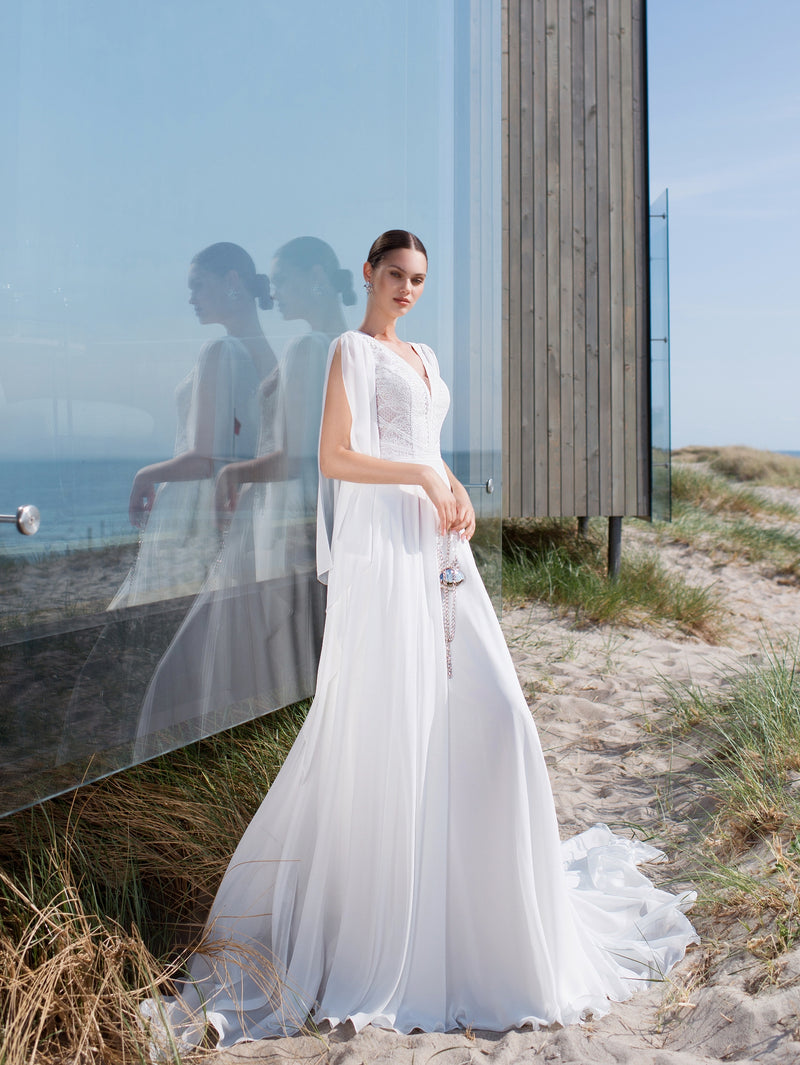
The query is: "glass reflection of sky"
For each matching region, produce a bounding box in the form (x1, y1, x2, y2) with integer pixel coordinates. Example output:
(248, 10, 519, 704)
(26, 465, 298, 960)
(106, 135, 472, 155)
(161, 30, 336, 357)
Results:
(0, 0, 456, 459)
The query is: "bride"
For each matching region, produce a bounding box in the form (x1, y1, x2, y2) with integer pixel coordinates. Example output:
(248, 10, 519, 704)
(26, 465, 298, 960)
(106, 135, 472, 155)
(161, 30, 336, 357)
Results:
(142, 230, 696, 1051)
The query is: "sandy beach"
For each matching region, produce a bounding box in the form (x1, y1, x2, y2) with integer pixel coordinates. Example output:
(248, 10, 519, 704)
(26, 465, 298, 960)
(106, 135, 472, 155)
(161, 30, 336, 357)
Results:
(209, 483, 800, 1064)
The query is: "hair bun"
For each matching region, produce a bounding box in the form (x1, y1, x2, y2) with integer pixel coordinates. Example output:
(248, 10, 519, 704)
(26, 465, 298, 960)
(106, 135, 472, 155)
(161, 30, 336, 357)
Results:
(253, 273, 273, 311)
(337, 268, 356, 306)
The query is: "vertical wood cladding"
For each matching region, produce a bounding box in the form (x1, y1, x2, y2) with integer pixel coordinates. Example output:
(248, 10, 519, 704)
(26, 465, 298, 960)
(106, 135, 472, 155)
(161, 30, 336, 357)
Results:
(503, 0, 650, 518)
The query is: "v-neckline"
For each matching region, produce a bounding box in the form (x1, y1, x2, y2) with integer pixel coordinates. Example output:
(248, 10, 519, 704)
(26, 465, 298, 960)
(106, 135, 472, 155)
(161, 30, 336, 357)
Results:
(360, 332, 432, 396)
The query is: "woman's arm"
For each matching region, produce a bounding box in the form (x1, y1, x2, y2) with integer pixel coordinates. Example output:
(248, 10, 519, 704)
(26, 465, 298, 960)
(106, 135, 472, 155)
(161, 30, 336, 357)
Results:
(213, 449, 287, 515)
(319, 343, 458, 535)
(128, 344, 224, 527)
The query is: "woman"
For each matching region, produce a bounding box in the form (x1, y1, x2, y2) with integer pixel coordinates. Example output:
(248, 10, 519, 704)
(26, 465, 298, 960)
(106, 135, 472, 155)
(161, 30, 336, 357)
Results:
(215, 235, 356, 568)
(142, 231, 696, 1051)
(109, 243, 276, 609)
(134, 239, 354, 753)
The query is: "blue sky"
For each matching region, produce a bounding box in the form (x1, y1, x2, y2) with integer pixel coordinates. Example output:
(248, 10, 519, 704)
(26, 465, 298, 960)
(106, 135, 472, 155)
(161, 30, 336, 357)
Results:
(4, 2, 795, 459)
(0, 0, 457, 460)
(647, 0, 800, 450)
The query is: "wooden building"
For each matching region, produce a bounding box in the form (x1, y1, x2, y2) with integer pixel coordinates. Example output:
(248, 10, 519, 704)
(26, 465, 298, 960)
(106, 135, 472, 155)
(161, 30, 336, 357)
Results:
(502, 0, 651, 521)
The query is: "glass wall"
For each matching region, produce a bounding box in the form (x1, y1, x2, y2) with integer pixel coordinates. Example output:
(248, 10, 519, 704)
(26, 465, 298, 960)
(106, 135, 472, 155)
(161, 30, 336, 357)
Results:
(649, 189, 671, 521)
(0, 0, 501, 815)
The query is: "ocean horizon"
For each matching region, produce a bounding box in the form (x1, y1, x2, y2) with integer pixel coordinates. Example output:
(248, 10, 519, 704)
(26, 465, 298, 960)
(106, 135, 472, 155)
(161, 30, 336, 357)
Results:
(0, 457, 154, 560)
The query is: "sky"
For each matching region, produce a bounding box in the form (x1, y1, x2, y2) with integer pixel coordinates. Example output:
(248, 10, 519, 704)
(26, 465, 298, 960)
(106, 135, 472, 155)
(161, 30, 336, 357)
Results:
(646, 0, 800, 451)
(0, 0, 463, 460)
(3, 2, 795, 460)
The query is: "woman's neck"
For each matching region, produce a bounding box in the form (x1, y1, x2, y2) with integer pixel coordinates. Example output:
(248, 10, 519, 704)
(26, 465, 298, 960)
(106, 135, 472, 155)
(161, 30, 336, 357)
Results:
(307, 299, 348, 337)
(358, 311, 400, 343)
(224, 304, 265, 340)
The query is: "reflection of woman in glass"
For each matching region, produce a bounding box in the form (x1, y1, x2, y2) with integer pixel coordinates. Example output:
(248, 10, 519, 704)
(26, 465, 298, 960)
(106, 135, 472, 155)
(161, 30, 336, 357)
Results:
(109, 243, 275, 609)
(143, 231, 696, 1050)
(135, 239, 354, 748)
(216, 235, 356, 564)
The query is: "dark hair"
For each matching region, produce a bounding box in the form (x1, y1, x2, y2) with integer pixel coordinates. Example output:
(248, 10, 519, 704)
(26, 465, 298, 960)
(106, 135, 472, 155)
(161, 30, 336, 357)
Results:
(366, 230, 428, 270)
(273, 236, 356, 306)
(192, 242, 273, 310)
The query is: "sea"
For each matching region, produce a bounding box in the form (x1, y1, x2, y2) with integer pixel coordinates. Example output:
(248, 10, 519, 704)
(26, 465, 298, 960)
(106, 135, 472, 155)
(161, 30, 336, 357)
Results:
(0, 458, 152, 560)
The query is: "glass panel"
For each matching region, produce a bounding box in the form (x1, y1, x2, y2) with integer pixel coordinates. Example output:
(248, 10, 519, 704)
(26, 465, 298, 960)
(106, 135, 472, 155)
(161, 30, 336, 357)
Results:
(0, 0, 501, 816)
(649, 189, 671, 521)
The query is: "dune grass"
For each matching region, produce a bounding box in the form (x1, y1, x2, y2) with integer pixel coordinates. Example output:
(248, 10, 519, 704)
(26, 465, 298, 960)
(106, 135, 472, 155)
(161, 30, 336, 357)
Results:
(503, 518, 724, 639)
(0, 702, 309, 1065)
(675, 445, 800, 488)
(663, 643, 800, 964)
(661, 461, 800, 582)
(668, 643, 800, 847)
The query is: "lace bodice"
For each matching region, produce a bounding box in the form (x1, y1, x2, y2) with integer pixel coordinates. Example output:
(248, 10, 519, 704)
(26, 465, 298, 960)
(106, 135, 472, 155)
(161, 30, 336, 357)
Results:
(364, 336, 450, 465)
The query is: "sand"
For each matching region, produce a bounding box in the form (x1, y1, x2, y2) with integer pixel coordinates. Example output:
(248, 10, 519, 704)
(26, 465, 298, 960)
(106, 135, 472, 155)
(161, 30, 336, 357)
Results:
(211, 488, 800, 1064)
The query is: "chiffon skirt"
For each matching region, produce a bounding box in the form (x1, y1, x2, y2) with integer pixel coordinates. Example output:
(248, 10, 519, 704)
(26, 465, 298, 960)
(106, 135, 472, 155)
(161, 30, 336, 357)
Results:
(142, 482, 696, 1052)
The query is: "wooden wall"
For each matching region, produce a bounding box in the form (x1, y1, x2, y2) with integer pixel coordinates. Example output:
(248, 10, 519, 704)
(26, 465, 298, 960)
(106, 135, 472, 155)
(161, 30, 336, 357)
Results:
(502, 0, 650, 518)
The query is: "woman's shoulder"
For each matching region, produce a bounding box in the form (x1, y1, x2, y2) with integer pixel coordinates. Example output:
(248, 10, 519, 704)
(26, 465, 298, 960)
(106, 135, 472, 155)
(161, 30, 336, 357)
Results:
(336, 329, 366, 347)
(196, 334, 249, 367)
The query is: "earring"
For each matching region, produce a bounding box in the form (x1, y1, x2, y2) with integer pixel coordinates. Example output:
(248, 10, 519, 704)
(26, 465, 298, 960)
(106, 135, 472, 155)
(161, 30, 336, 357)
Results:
(364, 280, 373, 295)
(228, 288, 240, 301)
(312, 283, 324, 297)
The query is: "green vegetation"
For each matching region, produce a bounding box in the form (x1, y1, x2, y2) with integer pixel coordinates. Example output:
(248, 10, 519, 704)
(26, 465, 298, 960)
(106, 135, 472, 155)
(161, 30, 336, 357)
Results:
(0, 702, 309, 1065)
(669, 643, 800, 847)
(663, 644, 800, 969)
(661, 461, 800, 582)
(503, 517, 724, 639)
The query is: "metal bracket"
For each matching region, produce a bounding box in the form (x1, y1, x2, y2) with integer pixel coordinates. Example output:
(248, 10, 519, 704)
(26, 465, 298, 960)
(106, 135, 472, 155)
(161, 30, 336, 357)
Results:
(0, 505, 41, 535)
(461, 478, 495, 495)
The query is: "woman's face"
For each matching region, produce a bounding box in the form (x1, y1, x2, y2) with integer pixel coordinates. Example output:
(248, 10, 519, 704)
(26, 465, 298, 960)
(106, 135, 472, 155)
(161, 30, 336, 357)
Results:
(270, 260, 311, 322)
(187, 264, 228, 325)
(366, 248, 427, 318)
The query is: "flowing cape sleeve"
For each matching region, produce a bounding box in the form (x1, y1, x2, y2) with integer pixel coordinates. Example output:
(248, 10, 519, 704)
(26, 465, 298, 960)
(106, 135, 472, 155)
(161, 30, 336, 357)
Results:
(316, 331, 379, 585)
(190, 337, 261, 468)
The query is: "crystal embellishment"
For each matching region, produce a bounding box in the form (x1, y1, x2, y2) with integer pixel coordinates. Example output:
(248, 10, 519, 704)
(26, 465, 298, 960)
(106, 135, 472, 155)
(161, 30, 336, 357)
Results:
(440, 565, 465, 587)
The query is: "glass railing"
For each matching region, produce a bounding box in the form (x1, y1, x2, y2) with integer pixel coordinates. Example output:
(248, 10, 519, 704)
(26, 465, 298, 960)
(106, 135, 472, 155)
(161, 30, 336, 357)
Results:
(0, 0, 501, 816)
(649, 189, 671, 521)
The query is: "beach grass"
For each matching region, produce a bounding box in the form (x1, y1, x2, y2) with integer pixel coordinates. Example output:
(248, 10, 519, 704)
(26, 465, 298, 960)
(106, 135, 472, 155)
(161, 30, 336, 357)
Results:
(662, 643, 800, 967)
(674, 445, 800, 488)
(503, 517, 724, 639)
(657, 461, 800, 582)
(0, 702, 309, 1065)
(667, 642, 800, 848)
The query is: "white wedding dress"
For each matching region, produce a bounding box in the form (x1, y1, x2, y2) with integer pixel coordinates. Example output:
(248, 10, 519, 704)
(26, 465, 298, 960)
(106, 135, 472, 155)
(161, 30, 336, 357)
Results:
(142, 331, 696, 1052)
(133, 333, 331, 756)
(109, 336, 262, 609)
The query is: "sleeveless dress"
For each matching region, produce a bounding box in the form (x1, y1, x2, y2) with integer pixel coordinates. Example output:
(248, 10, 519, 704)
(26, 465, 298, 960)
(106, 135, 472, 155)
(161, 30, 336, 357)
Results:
(109, 336, 262, 609)
(141, 330, 696, 1052)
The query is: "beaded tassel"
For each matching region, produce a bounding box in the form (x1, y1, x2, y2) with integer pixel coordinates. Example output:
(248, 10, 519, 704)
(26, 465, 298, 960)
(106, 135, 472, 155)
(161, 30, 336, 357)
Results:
(437, 532, 465, 678)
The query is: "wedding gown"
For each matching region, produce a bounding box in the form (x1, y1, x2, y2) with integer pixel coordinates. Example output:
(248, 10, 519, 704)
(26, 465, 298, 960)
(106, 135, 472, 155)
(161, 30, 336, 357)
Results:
(133, 333, 331, 757)
(142, 330, 696, 1052)
(109, 336, 262, 609)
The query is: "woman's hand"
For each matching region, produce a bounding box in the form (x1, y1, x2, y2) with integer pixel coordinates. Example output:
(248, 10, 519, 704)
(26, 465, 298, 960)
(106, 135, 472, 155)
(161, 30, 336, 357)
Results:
(420, 468, 459, 536)
(129, 473, 156, 529)
(215, 464, 241, 521)
(451, 482, 476, 540)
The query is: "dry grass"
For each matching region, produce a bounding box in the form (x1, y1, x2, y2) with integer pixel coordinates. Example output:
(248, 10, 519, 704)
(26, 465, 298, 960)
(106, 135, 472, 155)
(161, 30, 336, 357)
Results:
(670, 463, 796, 520)
(0, 864, 181, 1065)
(0, 704, 309, 1064)
(674, 445, 800, 488)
